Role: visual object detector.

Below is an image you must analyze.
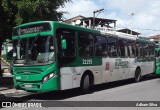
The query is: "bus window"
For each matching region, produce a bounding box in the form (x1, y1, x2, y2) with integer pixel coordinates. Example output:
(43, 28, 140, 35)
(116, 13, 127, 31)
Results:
(136, 42, 143, 57)
(148, 44, 155, 57)
(78, 32, 94, 57)
(95, 35, 107, 56)
(56, 28, 76, 57)
(155, 50, 160, 57)
(143, 43, 149, 57)
(127, 40, 136, 57)
(107, 37, 118, 57)
(118, 39, 127, 58)
(158, 51, 160, 57)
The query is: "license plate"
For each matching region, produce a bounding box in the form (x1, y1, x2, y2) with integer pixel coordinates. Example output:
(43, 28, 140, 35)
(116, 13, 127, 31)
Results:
(24, 84, 32, 88)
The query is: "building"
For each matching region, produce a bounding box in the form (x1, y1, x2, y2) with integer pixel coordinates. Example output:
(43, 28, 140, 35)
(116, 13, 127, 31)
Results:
(64, 15, 117, 30)
(64, 15, 141, 37)
(148, 34, 160, 40)
(117, 28, 140, 36)
(64, 15, 86, 24)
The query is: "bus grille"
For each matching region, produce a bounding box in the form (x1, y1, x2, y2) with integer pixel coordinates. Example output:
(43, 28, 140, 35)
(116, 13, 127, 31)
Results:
(14, 67, 44, 74)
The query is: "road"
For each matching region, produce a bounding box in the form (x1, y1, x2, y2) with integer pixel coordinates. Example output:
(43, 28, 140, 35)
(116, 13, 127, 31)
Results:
(1, 75, 160, 110)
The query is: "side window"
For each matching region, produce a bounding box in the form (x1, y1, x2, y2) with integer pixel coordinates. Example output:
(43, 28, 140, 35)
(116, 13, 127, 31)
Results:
(78, 32, 94, 57)
(95, 35, 107, 56)
(127, 40, 136, 57)
(118, 39, 127, 57)
(148, 44, 155, 57)
(136, 42, 139, 57)
(156, 50, 160, 57)
(56, 28, 76, 57)
(136, 42, 143, 57)
(143, 43, 149, 57)
(108, 37, 118, 57)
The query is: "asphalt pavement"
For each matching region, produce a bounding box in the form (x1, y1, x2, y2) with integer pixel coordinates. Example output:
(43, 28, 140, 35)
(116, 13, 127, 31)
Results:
(0, 74, 160, 110)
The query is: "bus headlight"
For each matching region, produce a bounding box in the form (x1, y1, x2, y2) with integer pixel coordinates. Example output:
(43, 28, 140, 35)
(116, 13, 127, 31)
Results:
(49, 73, 54, 78)
(43, 76, 49, 83)
(43, 72, 55, 83)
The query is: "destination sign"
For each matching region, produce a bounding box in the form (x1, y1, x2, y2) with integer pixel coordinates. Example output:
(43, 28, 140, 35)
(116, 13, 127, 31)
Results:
(13, 23, 51, 36)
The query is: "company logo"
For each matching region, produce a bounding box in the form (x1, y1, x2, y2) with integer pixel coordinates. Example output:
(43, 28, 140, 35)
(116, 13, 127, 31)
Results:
(2, 102, 42, 107)
(2, 102, 12, 107)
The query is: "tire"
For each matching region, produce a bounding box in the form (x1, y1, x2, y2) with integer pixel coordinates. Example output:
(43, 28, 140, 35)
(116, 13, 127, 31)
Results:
(81, 74, 90, 93)
(134, 68, 141, 82)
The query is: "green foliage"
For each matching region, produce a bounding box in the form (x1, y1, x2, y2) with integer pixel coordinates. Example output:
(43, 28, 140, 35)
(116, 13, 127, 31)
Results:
(0, 0, 18, 40)
(0, 0, 71, 40)
(16, 0, 70, 24)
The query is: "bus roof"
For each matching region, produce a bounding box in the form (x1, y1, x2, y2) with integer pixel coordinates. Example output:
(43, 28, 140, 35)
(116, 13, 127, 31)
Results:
(137, 38, 155, 44)
(13, 21, 143, 41)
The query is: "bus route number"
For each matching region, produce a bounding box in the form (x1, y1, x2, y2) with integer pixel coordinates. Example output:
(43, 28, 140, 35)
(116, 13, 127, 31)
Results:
(82, 59, 92, 65)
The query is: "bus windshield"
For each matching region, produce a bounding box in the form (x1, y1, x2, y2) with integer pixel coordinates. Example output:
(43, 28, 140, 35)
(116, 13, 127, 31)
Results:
(13, 35, 55, 66)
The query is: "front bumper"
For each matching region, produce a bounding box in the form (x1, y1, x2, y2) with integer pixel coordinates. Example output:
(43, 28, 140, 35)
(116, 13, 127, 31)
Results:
(14, 76, 59, 92)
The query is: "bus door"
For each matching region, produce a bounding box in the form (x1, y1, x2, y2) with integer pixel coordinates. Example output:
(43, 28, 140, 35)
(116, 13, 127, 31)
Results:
(56, 28, 76, 90)
(141, 43, 151, 75)
(94, 35, 108, 83)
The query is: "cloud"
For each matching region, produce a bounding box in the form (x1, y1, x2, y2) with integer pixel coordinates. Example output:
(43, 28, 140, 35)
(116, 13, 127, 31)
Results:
(59, 0, 160, 36)
(58, 0, 100, 19)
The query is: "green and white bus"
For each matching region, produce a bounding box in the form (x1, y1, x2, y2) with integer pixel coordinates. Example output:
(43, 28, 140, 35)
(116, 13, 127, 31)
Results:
(155, 47, 160, 75)
(12, 21, 155, 92)
(155, 41, 160, 75)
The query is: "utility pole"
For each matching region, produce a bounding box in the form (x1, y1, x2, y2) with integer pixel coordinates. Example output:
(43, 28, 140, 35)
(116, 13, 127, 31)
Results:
(128, 13, 135, 35)
(93, 8, 104, 29)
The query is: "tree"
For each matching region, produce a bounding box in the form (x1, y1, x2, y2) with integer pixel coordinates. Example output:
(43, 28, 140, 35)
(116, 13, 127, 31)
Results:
(0, 0, 71, 38)
(0, 0, 71, 75)
(0, 0, 18, 75)
(16, 0, 70, 24)
(0, 0, 18, 40)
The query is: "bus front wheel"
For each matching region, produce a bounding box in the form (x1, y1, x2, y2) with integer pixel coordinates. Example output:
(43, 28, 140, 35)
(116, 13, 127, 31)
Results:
(80, 74, 90, 93)
(134, 68, 141, 82)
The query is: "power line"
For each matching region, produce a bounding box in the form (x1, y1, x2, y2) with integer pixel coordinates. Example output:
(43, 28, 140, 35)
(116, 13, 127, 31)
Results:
(117, 26, 160, 32)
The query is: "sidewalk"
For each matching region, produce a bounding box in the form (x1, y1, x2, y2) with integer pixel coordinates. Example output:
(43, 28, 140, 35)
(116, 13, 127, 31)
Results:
(0, 73, 33, 98)
(0, 72, 18, 97)
(0, 84, 29, 98)
(0, 73, 36, 98)
(0, 86, 15, 97)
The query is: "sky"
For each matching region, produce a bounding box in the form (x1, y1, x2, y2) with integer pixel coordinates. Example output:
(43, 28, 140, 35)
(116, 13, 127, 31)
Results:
(58, 0, 160, 37)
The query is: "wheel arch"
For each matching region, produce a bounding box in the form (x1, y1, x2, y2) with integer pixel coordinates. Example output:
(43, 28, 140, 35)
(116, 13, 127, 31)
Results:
(80, 70, 94, 86)
(136, 66, 141, 74)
